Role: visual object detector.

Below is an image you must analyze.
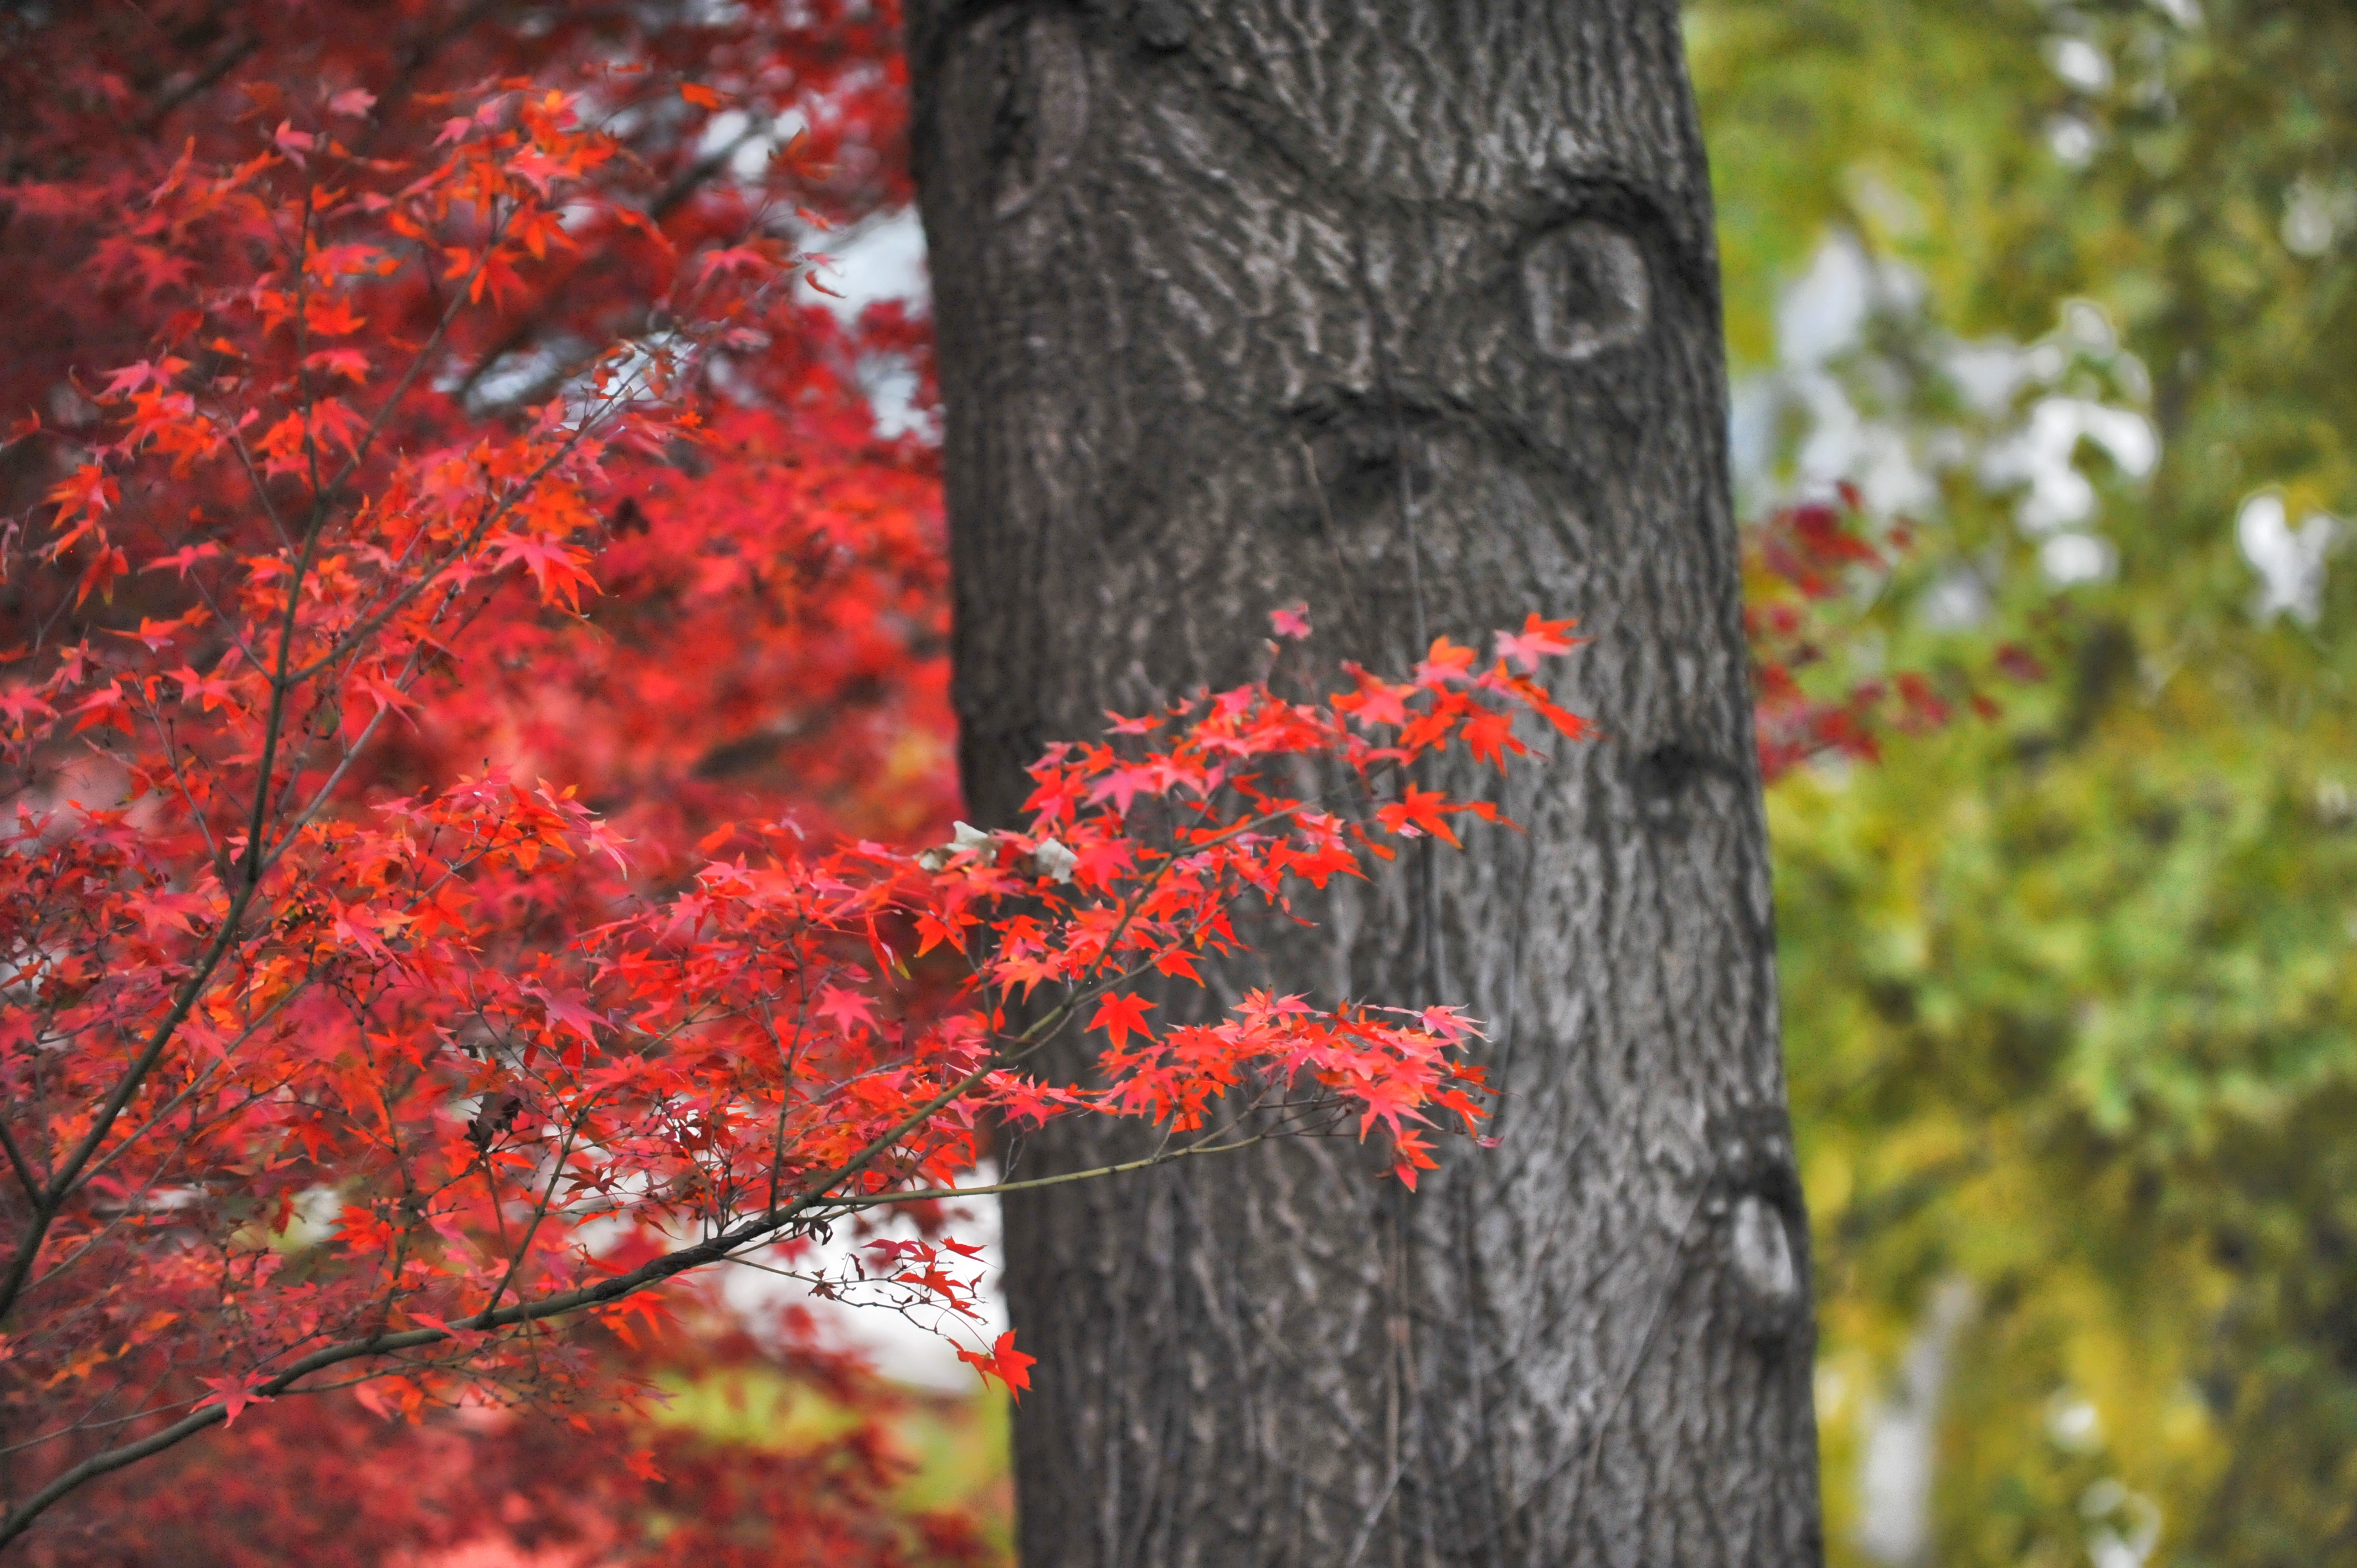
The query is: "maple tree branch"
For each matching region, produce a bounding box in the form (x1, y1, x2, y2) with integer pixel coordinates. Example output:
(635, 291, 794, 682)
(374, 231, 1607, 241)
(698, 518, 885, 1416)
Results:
(0, 1391, 205, 1459)
(34, 458, 352, 1290)
(0, 780, 1414, 1537)
(251, 701, 395, 879)
(223, 417, 296, 555)
(138, 696, 226, 876)
(12, 1082, 288, 1316)
(59, 983, 311, 1205)
(241, 481, 339, 896)
(765, 977, 816, 1215)
(315, 220, 491, 507)
(448, 120, 766, 408)
(1058, 805, 1303, 1003)
(476, 1104, 590, 1321)
(0, 1026, 1009, 1538)
(0, 1019, 1292, 1546)
(806, 1131, 1272, 1216)
(0, 1404, 237, 1546)
(0, 883, 259, 1325)
(135, 33, 258, 136)
(351, 0, 512, 161)
(284, 356, 650, 688)
(0, 451, 364, 1319)
(293, 188, 327, 507)
(249, 588, 471, 883)
(5, 958, 1119, 1523)
(0, 1118, 41, 1206)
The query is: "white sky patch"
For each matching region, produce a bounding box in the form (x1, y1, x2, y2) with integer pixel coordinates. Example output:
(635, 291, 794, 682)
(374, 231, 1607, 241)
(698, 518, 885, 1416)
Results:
(1856, 1278, 1975, 1566)
(799, 208, 935, 438)
(1982, 396, 2156, 533)
(2237, 491, 2337, 624)
(2082, 1479, 2165, 1568)
(2282, 174, 2357, 259)
(717, 1176, 1008, 1391)
(1919, 568, 1993, 630)
(1946, 339, 2033, 416)
(2045, 35, 2114, 94)
(2040, 532, 2116, 586)
(1735, 235, 2157, 571)
(2048, 116, 2099, 168)
(1776, 236, 1876, 369)
(2047, 1390, 2104, 1452)
(800, 207, 930, 321)
(1747, 236, 1942, 514)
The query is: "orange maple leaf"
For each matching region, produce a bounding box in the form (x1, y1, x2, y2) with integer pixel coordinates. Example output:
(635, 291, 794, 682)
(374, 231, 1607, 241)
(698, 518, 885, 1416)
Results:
(1088, 991, 1155, 1051)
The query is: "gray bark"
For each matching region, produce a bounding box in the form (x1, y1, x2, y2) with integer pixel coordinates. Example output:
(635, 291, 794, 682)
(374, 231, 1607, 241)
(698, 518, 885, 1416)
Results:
(908, 3, 1821, 1564)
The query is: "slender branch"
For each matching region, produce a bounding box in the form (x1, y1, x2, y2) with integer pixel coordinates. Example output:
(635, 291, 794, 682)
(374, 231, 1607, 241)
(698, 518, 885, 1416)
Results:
(0, 1393, 204, 1459)
(0, 878, 259, 1324)
(60, 981, 311, 1204)
(135, 33, 258, 136)
(765, 976, 815, 1215)
(0, 956, 1089, 1540)
(476, 1106, 589, 1320)
(805, 1132, 1270, 1216)
(447, 118, 766, 407)
(314, 224, 491, 507)
(0, 1118, 40, 1205)
(282, 359, 650, 688)
(222, 417, 295, 554)
(137, 694, 224, 874)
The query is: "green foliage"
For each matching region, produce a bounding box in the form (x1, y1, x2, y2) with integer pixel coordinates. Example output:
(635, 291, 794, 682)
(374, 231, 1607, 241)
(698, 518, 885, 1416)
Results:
(655, 1366, 1015, 1553)
(1692, 1, 2357, 1561)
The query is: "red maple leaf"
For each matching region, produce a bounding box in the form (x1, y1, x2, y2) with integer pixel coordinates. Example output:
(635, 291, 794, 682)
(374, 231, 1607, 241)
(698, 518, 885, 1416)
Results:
(196, 1372, 274, 1427)
(956, 1330, 1037, 1400)
(487, 531, 598, 612)
(1088, 765, 1160, 816)
(1088, 991, 1156, 1051)
(1378, 784, 1463, 847)
(531, 986, 605, 1045)
(814, 984, 876, 1031)
(1495, 613, 1580, 673)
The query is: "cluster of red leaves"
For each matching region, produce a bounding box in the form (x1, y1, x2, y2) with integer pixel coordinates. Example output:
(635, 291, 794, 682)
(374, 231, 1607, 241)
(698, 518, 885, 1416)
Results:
(0, 7, 970, 1556)
(1743, 486, 2047, 778)
(2, 1, 949, 847)
(17, 1290, 1000, 1568)
(0, 20, 1581, 1554)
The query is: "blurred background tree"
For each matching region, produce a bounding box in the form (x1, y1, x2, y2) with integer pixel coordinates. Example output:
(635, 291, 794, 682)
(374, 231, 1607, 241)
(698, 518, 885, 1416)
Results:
(1689, 1, 2357, 1562)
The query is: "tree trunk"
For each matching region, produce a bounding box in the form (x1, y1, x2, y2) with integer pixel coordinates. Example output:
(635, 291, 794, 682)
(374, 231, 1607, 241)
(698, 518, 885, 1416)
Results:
(909, 3, 1821, 1564)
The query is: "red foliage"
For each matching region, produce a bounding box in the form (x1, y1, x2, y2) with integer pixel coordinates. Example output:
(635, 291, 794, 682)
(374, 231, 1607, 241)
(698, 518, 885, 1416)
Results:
(22, 1294, 1001, 1568)
(1744, 486, 2039, 779)
(0, 7, 1581, 1556)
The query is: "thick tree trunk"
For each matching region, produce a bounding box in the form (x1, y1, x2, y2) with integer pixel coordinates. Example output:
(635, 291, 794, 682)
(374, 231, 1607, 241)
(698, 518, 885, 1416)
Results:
(909, 3, 1821, 1564)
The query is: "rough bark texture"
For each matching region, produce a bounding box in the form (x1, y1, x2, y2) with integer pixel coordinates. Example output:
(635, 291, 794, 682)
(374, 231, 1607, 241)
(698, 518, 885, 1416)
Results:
(909, 3, 1823, 1564)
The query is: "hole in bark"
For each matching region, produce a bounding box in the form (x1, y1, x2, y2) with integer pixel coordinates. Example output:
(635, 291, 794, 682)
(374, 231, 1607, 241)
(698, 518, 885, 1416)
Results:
(1731, 1195, 1799, 1306)
(1633, 742, 1726, 832)
(1134, 0, 1190, 50)
(1521, 220, 1651, 362)
(1289, 411, 1430, 535)
(1634, 741, 1707, 798)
